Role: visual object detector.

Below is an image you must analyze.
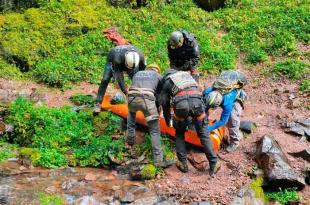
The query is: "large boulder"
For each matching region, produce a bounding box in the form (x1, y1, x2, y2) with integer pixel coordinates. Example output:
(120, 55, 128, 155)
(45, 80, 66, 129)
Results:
(255, 135, 305, 191)
(194, 0, 226, 11)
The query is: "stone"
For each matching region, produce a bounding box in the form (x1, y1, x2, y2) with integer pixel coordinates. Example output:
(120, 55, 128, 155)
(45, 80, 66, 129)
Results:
(231, 185, 265, 205)
(62, 179, 78, 190)
(283, 119, 310, 138)
(305, 164, 310, 185)
(45, 186, 56, 194)
(191, 202, 213, 205)
(240, 121, 256, 134)
(75, 196, 102, 205)
(255, 135, 305, 191)
(85, 173, 97, 181)
(133, 196, 159, 205)
(288, 149, 310, 162)
(187, 153, 207, 171)
(120, 192, 135, 203)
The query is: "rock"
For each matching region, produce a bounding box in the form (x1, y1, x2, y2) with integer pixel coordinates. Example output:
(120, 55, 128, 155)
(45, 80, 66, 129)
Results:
(195, 0, 225, 11)
(283, 119, 310, 138)
(112, 185, 121, 191)
(85, 173, 97, 181)
(305, 164, 310, 185)
(288, 99, 302, 109)
(45, 186, 56, 194)
(255, 135, 305, 191)
(231, 185, 265, 205)
(253, 169, 264, 178)
(129, 164, 156, 180)
(187, 153, 207, 171)
(75, 196, 102, 205)
(191, 202, 213, 205)
(129, 185, 149, 194)
(240, 121, 256, 134)
(62, 179, 78, 190)
(288, 149, 310, 162)
(63, 194, 75, 205)
(156, 199, 180, 205)
(120, 192, 135, 203)
(133, 196, 159, 205)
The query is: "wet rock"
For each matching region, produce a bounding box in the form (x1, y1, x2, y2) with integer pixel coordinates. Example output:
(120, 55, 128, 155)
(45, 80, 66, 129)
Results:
(240, 121, 256, 134)
(120, 192, 135, 203)
(256, 135, 305, 191)
(45, 186, 56, 194)
(288, 149, 310, 162)
(75, 196, 102, 205)
(191, 202, 213, 205)
(133, 196, 159, 205)
(231, 185, 265, 205)
(85, 172, 97, 181)
(62, 179, 78, 190)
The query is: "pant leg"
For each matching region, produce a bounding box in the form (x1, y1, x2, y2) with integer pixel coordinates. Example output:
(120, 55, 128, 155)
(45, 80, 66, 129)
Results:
(193, 118, 218, 167)
(175, 120, 188, 163)
(127, 110, 136, 144)
(227, 102, 243, 145)
(96, 64, 113, 104)
(147, 119, 163, 163)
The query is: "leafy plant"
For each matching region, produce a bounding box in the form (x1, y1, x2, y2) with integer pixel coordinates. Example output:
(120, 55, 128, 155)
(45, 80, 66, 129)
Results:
(266, 188, 301, 205)
(273, 59, 309, 80)
(38, 193, 64, 205)
(69, 93, 96, 106)
(5, 97, 127, 168)
(0, 142, 18, 162)
(300, 79, 310, 93)
(249, 177, 268, 202)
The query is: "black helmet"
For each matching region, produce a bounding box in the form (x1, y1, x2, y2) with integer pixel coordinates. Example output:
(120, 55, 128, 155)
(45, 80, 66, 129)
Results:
(168, 31, 184, 49)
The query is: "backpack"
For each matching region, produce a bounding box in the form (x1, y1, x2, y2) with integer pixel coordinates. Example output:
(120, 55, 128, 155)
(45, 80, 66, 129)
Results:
(212, 71, 247, 95)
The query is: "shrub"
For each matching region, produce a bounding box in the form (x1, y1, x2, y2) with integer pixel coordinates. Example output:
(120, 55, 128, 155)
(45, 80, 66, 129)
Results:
(0, 142, 18, 161)
(300, 79, 310, 93)
(69, 94, 95, 106)
(273, 59, 309, 80)
(6, 97, 128, 168)
(266, 188, 301, 205)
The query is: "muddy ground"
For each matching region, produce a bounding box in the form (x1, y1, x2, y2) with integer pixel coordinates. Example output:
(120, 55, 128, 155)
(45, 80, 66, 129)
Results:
(0, 64, 309, 204)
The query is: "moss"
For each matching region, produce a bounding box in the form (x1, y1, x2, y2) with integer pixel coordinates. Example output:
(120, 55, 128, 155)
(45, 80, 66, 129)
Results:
(249, 177, 268, 202)
(38, 193, 64, 205)
(19, 147, 41, 165)
(141, 164, 156, 179)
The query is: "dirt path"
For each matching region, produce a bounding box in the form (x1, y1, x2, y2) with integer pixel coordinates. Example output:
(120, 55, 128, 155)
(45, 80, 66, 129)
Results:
(0, 66, 309, 204)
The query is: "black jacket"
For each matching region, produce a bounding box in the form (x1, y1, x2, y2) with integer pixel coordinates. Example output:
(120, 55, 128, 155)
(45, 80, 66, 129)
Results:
(108, 45, 146, 94)
(167, 30, 200, 71)
(130, 69, 162, 95)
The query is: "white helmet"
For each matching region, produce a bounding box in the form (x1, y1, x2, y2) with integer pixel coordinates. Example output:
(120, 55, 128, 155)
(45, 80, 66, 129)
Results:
(205, 90, 223, 109)
(125, 51, 140, 69)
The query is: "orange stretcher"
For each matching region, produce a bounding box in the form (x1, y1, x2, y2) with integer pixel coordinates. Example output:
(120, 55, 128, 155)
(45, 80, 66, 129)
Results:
(101, 95, 225, 152)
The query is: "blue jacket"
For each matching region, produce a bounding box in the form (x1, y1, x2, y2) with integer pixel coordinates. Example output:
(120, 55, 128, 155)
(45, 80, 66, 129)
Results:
(203, 87, 245, 132)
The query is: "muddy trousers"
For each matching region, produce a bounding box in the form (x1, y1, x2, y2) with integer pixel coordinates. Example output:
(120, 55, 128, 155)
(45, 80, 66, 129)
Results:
(227, 102, 243, 145)
(127, 96, 163, 163)
(173, 95, 218, 169)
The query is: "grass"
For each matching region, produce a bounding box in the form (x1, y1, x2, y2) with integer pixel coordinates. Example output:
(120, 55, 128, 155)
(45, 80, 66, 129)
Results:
(266, 188, 301, 204)
(0, 0, 308, 87)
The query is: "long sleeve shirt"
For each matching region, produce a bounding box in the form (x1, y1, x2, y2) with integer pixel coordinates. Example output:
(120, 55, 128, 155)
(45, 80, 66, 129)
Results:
(203, 87, 245, 132)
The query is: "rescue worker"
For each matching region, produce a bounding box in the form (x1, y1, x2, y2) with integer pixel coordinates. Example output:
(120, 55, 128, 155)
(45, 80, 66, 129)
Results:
(158, 69, 220, 176)
(203, 71, 247, 153)
(126, 64, 173, 168)
(94, 45, 146, 113)
(167, 30, 200, 83)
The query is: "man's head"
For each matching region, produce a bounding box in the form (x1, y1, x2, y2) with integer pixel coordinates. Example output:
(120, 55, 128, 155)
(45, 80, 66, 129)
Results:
(205, 90, 223, 109)
(146, 64, 161, 73)
(125, 51, 140, 69)
(168, 31, 184, 49)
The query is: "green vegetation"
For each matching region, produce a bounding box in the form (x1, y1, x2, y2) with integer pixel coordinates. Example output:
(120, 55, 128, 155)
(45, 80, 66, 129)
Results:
(38, 193, 64, 205)
(69, 93, 96, 106)
(141, 164, 157, 179)
(266, 188, 301, 205)
(299, 79, 310, 93)
(249, 177, 268, 202)
(273, 59, 309, 80)
(1, 97, 174, 168)
(0, 0, 308, 87)
(3, 97, 127, 168)
(0, 142, 18, 161)
(138, 134, 175, 162)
